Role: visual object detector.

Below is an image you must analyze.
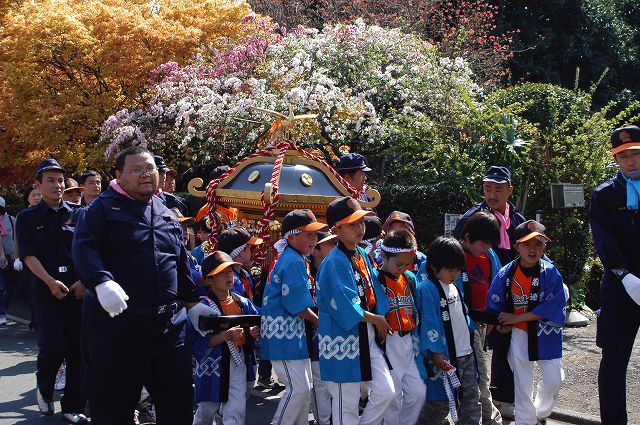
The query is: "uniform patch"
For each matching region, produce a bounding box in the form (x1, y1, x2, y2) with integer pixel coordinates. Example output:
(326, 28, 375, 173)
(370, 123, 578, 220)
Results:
(281, 284, 290, 296)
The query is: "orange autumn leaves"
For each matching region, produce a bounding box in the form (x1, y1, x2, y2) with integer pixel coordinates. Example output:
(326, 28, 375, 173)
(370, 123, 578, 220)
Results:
(0, 0, 258, 184)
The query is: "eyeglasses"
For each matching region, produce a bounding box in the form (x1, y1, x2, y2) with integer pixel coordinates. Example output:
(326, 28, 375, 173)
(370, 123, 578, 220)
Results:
(123, 167, 158, 176)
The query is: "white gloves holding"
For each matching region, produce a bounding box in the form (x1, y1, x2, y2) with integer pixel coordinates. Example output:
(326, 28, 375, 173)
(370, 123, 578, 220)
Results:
(188, 303, 216, 336)
(95, 280, 129, 317)
(13, 258, 23, 272)
(622, 274, 640, 306)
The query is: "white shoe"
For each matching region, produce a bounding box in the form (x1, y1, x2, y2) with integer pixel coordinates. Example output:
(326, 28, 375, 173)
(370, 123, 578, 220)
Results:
(54, 363, 66, 391)
(0, 315, 7, 326)
(36, 387, 54, 416)
(63, 412, 88, 423)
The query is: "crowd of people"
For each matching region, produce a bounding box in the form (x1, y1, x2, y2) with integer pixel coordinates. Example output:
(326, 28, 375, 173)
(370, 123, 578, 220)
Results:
(0, 124, 639, 425)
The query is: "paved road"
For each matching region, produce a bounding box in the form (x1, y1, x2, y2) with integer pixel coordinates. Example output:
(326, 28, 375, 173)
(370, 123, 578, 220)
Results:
(0, 315, 577, 425)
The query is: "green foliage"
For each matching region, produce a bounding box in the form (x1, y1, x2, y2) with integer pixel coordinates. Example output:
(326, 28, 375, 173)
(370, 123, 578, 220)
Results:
(376, 184, 470, 250)
(494, 0, 640, 107)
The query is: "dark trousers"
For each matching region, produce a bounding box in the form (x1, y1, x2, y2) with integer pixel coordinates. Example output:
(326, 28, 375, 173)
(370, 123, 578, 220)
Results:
(31, 282, 85, 413)
(83, 295, 194, 425)
(490, 355, 515, 403)
(597, 273, 640, 425)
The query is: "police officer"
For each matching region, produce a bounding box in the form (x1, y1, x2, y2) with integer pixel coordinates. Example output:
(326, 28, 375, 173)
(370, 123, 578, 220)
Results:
(154, 155, 190, 216)
(16, 159, 87, 423)
(589, 125, 640, 425)
(72, 146, 214, 425)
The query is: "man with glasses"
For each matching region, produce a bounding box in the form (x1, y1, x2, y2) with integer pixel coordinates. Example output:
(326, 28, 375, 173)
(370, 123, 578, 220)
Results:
(72, 146, 215, 425)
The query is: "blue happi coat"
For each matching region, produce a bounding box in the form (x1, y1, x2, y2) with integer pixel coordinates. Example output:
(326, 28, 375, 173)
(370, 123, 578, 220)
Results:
(485, 259, 566, 360)
(260, 245, 315, 360)
(187, 294, 259, 403)
(316, 246, 390, 383)
(416, 276, 475, 401)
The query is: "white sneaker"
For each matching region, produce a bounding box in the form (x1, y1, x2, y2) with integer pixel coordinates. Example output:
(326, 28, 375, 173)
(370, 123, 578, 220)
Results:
(0, 315, 7, 326)
(54, 363, 66, 391)
(36, 387, 54, 416)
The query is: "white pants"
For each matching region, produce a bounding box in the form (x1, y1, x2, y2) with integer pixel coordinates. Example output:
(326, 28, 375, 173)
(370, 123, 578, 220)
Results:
(473, 327, 502, 424)
(327, 355, 395, 425)
(193, 360, 247, 425)
(311, 361, 332, 425)
(383, 333, 426, 425)
(271, 359, 312, 425)
(507, 328, 564, 425)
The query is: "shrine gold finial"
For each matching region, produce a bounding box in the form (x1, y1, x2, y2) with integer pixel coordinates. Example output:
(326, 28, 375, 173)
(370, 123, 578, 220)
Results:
(251, 106, 318, 142)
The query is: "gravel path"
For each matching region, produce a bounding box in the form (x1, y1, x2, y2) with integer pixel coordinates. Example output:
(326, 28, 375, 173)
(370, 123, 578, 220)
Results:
(551, 311, 639, 423)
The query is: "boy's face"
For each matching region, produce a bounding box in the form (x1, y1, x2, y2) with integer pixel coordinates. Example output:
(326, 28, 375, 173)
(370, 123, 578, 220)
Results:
(313, 239, 337, 262)
(197, 229, 211, 243)
(205, 267, 235, 292)
(164, 174, 176, 193)
(234, 244, 252, 267)
(382, 251, 414, 277)
(288, 231, 318, 255)
(515, 239, 545, 268)
(463, 236, 493, 257)
(181, 223, 190, 246)
(432, 266, 461, 285)
(334, 219, 365, 249)
(615, 150, 640, 179)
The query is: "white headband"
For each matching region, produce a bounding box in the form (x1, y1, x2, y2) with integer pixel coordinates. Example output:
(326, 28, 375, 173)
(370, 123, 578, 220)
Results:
(273, 229, 301, 254)
(229, 243, 247, 259)
(379, 243, 416, 254)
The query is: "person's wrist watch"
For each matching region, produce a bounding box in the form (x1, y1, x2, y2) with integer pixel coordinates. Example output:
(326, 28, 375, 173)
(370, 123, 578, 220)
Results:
(613, 268, 631, 280)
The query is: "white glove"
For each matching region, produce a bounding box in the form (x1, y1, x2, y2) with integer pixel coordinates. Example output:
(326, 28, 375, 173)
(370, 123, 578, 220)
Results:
(13, 258, 23, 272)
(622, 274, 640, 306)
(188, 302, 217, 336)
(95, 280, 129, 317)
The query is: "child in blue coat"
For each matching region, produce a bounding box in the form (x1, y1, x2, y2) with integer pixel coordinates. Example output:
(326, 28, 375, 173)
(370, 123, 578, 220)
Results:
(261, 209, 327, 425)
(417, 236, 481, 425)
(316, 196, 394, 425)
(486, 220, 566, 425)
(188, 251, 260, 425)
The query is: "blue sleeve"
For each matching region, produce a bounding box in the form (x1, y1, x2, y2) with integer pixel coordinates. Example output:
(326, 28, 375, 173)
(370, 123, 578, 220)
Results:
(486, 265, 509, 314)
(281, 257, 315, 315)
(370, 265, 390, 316)
(417, 280, 447, 357)
(488, 249, 502, 280)
(244, 298, 261, 316)
(71, 203, 114, 289)
(531, 264, 567, 326)
(319, 254, 365, 331)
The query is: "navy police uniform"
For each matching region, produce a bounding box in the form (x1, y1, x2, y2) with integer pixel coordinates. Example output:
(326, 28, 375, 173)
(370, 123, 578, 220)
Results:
(72, 186, 200, 425)
(590, 171, 640, 424)
(16, 199, 86, 414)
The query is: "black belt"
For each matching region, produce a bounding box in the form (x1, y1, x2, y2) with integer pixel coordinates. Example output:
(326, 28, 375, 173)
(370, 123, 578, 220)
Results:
(131, 302, 182, 315)
(397, 330, 412, 337)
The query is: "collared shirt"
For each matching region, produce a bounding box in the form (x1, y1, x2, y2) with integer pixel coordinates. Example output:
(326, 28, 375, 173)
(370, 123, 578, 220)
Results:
(72, 187, 199, 307)
(16, 200, 80, 285)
